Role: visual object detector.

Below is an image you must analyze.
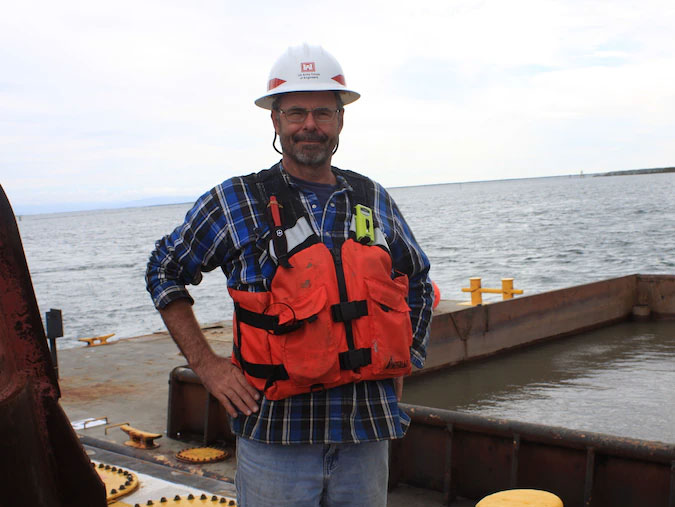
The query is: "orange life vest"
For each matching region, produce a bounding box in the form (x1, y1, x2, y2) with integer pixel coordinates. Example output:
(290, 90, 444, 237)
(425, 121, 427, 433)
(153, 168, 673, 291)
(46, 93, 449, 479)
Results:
(230, 169, 413, 400)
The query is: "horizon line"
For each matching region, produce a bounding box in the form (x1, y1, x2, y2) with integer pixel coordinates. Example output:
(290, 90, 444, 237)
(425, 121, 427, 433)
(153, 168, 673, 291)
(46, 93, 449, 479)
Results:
(12, 166, 674, 217)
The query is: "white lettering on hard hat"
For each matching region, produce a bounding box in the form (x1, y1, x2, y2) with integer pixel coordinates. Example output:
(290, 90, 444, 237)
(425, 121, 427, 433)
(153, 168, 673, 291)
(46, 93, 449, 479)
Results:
(301, 62, 315, 72)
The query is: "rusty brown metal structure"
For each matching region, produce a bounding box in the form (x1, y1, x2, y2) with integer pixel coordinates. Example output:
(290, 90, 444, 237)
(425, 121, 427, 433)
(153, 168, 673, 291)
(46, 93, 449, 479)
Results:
(167, 365, 675, 506)
(425, 274, 675, 374)
(168, 366, 233, 444)
(0, 186, 106, 506)
(390, 405, 675, 507)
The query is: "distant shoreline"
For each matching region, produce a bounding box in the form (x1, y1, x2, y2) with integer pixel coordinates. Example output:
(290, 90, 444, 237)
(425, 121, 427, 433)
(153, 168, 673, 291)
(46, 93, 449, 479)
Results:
(13, 166, 675, 215)
(595, 167, 675, 177)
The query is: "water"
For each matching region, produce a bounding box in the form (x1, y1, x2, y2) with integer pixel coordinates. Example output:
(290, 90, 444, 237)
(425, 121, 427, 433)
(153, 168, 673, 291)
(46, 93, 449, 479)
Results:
(402, 320, 675, 443)
(14, 172, 675, 441)
(17, 172, 674, 348)
(390, 173, 675, 299)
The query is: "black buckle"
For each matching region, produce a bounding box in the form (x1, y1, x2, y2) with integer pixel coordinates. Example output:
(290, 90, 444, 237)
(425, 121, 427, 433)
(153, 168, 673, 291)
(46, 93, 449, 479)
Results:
(331, 300, 368, 322)
(339, 348, 372, 370)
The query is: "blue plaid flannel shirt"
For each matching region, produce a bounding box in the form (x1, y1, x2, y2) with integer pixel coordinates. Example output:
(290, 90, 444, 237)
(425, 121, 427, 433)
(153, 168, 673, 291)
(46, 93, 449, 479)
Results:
(146, 164, 433, 444)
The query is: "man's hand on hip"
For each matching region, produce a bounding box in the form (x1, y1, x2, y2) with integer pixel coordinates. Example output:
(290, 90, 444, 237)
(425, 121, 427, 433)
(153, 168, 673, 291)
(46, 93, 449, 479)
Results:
(159, 299, 259, 417)
(193, 354, 260, 417)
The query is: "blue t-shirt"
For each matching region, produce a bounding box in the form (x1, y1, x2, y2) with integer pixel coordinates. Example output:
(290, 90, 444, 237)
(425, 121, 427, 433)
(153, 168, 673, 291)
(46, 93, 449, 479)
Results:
(288, 174, 338, 210)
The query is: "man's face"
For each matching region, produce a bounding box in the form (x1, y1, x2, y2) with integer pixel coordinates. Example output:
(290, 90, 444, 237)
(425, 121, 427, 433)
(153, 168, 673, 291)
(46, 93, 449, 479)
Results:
(273, 91, 343, 168)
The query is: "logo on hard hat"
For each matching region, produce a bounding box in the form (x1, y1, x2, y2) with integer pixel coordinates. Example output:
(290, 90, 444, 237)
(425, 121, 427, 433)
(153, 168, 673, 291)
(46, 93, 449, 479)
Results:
(301, 62, 315, 72)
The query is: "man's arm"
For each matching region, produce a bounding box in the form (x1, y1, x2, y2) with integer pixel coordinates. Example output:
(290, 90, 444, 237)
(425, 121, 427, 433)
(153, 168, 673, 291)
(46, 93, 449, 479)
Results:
(146, 184, 261, 417)
(160, 299, 259, 417)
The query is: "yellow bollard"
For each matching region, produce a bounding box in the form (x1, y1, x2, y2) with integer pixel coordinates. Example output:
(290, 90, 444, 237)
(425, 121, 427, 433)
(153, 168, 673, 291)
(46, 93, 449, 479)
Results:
(501, 278, 524, 300)
(476, 489, 563, 506)
(462, 278, 523, 305)
(502, 278, 514, 299)
(461, 277, 483, 305)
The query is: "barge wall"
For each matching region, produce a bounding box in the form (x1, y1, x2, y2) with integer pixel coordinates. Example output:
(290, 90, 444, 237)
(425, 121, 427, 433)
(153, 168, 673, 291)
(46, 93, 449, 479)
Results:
(423, 274, 675, 374)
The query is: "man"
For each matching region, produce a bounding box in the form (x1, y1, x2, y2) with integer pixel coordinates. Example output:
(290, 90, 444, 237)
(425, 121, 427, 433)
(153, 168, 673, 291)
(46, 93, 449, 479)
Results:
(146, 44, 433, 506)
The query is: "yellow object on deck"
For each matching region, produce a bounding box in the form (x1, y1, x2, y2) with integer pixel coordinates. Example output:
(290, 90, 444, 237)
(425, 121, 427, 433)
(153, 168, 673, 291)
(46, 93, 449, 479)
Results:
(92, 461, 139, 504)
(127, 495, 237, 506)
(120, 424, 162, 449)
(476, 489, 563, 506)
(78, 333, 115, 346)
(461, 277, 523, 305)
(176, 446, 229, 464)
(105, 422, 162, 449)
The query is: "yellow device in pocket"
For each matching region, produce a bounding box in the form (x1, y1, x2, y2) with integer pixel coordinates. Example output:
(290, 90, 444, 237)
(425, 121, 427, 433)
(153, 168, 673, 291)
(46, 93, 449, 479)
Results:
(354, 204, 374, 245)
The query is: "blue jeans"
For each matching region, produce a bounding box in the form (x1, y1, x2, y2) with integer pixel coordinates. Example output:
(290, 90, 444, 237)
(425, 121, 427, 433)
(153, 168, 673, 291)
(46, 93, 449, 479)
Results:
(235, 437, 389, 506)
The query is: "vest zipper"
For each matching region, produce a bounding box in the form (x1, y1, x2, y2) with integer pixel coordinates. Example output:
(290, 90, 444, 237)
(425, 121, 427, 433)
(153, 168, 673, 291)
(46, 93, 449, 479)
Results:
(331, 246, 357, 352)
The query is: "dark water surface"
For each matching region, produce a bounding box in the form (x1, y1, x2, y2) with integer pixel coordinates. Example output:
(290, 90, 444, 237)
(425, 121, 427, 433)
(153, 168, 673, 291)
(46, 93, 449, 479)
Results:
(403, 321, 675, 443)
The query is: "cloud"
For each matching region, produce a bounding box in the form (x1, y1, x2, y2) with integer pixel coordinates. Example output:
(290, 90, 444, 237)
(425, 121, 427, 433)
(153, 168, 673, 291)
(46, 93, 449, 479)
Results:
(2, 0, 674, 211)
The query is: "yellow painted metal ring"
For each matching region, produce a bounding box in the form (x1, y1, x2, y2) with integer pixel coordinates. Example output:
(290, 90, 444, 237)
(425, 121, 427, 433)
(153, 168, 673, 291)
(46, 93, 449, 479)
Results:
(175, 447, 229, 464)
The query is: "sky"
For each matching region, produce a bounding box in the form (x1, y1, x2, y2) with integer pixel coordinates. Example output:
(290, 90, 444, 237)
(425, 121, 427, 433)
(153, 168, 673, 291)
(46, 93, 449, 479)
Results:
(2, 0, 675, 214)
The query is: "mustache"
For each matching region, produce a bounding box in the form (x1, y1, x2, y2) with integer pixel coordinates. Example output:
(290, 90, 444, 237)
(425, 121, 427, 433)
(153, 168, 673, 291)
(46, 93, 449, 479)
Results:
(292, 132, 328, 143)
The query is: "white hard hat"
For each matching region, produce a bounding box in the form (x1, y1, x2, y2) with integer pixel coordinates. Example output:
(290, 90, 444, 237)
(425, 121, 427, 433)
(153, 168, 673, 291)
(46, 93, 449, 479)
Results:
(255, 44, 360, 110)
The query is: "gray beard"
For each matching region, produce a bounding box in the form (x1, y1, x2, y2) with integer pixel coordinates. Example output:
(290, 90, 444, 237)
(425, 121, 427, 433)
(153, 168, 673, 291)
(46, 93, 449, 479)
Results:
(280, 135, 336, 167)
(289, 146, 331, 167)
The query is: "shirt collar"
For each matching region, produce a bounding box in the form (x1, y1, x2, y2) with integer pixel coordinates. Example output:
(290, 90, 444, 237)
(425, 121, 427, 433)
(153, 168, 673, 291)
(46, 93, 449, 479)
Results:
(276, 161, 353, 193)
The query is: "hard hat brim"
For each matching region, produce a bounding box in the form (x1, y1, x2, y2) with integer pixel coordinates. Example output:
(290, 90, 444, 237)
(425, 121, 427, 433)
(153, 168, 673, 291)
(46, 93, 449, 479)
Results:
(255, 88, 360, 110)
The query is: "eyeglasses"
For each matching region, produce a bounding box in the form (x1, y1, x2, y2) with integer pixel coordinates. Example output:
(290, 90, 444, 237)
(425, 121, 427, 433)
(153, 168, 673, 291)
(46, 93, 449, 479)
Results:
(279, 107, 340, 124)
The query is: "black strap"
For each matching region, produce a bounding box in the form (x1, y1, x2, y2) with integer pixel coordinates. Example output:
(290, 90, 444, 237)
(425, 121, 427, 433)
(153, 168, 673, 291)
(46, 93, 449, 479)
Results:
(235, 303, 305, 335)
(244, 165, 311, 268)
(254, 165, 304, 225)
(339, 348, 372, 370)
(331, 300, 368, 322)
(333, 168, 379, 229)
(253, 165, 379, 229)
(236, 303, 278, 329)
(258, 169, 294, 268)
(233, 303, 289, 391)
(232, 342, 289, 386)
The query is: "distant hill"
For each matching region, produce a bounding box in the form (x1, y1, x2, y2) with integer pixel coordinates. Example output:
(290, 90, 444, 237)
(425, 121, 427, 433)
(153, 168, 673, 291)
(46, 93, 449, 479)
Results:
(595, 167, 675, 177)
(14, 195, 197, 216)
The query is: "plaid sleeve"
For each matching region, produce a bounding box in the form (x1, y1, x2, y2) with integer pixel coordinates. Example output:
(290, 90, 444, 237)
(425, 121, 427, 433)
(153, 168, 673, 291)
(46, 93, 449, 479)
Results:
(145, 185, 233, 310)
(373, 183, 433, 369)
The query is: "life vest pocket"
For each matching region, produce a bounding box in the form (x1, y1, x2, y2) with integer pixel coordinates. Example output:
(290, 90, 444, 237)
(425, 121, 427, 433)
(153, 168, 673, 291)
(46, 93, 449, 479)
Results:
(361, 275, 413, 377)
(272, 285, 342, 387)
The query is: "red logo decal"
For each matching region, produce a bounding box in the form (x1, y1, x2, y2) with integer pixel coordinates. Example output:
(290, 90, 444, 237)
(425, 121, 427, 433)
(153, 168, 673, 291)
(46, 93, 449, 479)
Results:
(301, 62, 315, 72)
(268, 78, 287, 91)
(331, 74, 346, 85)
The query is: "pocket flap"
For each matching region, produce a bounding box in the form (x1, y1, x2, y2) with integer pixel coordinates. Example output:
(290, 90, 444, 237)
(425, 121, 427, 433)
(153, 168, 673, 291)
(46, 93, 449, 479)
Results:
(365, 277, 410, 313)
(272, 285, 327, 325)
